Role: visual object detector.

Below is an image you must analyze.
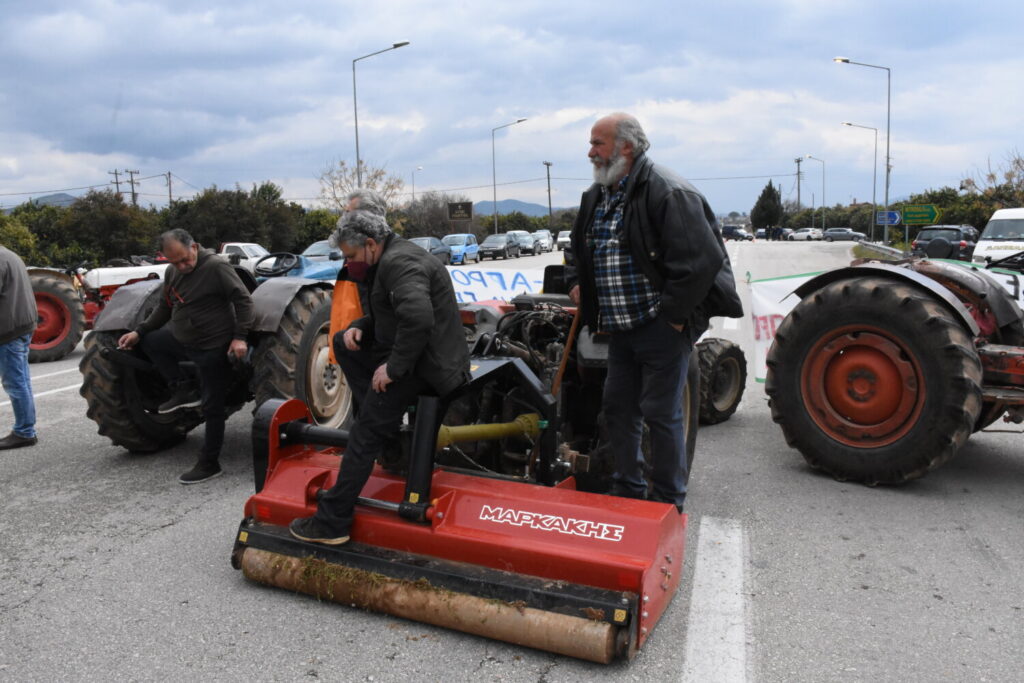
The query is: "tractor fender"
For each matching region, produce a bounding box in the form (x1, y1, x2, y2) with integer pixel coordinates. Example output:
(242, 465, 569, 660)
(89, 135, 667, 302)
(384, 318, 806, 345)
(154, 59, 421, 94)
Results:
(92, 279, 164, 332)
(793, 262, 980, 337)
(251, 278, 334, 332)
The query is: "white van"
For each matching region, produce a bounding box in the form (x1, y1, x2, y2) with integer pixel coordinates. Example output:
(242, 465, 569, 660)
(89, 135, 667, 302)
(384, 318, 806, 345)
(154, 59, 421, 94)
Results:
(973, 208, 1024, 265)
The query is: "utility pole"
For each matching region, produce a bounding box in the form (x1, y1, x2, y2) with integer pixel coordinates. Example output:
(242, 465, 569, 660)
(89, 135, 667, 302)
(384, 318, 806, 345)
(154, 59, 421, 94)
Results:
(124, 169, 140, 207)
(793, 158, 802, 209)
(166, 171, 173, 205)
(108, 170, 122, 196)
(543, 161, 553, 228)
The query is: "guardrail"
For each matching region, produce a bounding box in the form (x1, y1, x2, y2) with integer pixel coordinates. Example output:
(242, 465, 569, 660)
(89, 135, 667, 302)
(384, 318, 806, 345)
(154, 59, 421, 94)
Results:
(858, 241, 906, 259)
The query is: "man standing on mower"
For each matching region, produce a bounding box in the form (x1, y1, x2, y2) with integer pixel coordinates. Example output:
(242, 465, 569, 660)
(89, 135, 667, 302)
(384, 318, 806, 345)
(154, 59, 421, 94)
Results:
(289, 209, 470, 545)
(0, 245, 38, 451)
(566, 113, 738, 512)
(118, 229, 254, 484)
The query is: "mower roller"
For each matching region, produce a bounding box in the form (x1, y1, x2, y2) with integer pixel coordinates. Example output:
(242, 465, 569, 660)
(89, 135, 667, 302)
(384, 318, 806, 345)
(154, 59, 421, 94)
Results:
(231, 291, 697, 663)
(233, 394, 683, 663)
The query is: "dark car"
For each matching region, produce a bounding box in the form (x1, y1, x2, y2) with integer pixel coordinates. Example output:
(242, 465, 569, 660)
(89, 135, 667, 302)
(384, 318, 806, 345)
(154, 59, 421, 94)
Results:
(822, 227, 866, 242)
(409, 236, 452, 265)
(479, 233, 521, 260)
(722, 225, 754, 241)
(911, 225, 978, 261)
(515, 233, 537, 255)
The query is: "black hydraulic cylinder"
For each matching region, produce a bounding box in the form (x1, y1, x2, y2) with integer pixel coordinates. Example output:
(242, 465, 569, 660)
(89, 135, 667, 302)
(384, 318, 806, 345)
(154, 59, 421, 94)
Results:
(282, 421, 350, 449)
(401, 395, 441, 522)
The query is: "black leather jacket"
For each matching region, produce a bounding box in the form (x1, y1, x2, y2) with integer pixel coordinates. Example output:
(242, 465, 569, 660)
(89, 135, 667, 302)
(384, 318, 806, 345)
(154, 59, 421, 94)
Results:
(565, 153, 740, 335)
(350, 234, 470, 397)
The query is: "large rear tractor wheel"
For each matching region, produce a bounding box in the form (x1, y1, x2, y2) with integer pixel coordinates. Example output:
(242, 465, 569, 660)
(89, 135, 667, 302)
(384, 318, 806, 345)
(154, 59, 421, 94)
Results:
(696, 338, 747, 425)
(30, 273, 86, 363)
(79, 331, 203, 452)
(250, 288, 353, 429)
(766, 277, 982, 484)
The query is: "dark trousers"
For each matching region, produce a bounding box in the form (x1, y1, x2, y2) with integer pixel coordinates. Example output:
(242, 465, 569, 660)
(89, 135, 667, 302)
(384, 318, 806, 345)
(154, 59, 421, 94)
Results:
(313, 335, 429, 532)
(603, 316, 693, 507)
(141, 327, 231, 464)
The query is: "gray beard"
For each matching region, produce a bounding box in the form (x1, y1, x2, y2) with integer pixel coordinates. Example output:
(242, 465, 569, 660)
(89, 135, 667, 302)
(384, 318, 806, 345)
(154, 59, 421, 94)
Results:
(592, 151, 628, 187)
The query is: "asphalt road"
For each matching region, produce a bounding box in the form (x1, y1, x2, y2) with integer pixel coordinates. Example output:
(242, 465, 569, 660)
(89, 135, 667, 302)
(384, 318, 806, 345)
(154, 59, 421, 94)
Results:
(1, 242, 1021, 682)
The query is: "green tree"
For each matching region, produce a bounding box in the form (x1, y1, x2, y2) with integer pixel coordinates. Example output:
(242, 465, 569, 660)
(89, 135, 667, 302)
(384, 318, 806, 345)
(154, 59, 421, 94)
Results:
(296, 208, 339, 249)
(55, 190, 160, 265)
(0, 214, 38, 261)
(750, 181, 783, 229)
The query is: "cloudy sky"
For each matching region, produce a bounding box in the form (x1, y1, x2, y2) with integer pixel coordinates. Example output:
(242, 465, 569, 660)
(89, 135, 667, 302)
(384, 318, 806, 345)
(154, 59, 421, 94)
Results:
(1, 0, 1021, 218)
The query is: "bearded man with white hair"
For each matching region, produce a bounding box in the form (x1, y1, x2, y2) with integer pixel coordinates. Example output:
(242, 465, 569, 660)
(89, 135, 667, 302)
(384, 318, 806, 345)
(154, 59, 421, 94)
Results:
(565, 113, 741, 512)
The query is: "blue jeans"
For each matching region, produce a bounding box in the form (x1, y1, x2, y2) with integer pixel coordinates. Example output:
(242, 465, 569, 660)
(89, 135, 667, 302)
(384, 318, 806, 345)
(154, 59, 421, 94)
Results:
(1, 333, 36, 438)
(603, 316, 692, 507)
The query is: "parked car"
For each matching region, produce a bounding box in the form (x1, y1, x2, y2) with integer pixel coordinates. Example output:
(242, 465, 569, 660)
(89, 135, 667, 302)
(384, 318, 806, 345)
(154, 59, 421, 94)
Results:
(755, 229, 766, 239)
(479, 233, 521, 259)
(532, 229, 554, 252)
(515, 233, 538, 255)
(789, 227, 822, 241)
(722, 225, 754, 241)
(822, 227, 866, 242)
(556, 230, 571, 251)
(219, 242, 270, 273)
(911, 225, 978, 261)
(409, 236, 452, 265)
(441, 233, 479, 265)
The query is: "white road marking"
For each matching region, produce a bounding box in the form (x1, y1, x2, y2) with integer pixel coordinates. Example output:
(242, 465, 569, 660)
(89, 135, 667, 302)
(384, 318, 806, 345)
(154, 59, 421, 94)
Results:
(682, 516, 749, 683)
(0, 382, 82, 408)
(32, 367, 80, 381)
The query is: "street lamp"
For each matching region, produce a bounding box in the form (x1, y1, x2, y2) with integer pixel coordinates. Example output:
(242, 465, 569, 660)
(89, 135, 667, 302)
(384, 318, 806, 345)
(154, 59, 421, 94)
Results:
(352, 41, 410, 185)
(834, 56, 891, 242)
(542, 161, 553, 228)
(491, 118, 527, 233)
(842, 122, 878, 242)
(411, 165, 423, 201)
(805, 155, 825, 232)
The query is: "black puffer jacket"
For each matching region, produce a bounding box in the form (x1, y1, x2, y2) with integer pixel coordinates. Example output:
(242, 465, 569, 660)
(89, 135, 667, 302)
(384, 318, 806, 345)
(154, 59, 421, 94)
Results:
(350, 234, 470, 397)
(565, 153, 742, 336)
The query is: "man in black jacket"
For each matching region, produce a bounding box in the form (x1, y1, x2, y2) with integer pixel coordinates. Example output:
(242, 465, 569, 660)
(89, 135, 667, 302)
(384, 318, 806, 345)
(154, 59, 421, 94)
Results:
(565, 113, 740, 512)
(289, 209, 470, 545)
(118, 229, 254, 484)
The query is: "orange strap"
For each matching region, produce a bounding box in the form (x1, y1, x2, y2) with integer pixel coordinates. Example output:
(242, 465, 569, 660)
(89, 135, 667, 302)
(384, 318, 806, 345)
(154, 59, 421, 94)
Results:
(328, 281, 364, 364)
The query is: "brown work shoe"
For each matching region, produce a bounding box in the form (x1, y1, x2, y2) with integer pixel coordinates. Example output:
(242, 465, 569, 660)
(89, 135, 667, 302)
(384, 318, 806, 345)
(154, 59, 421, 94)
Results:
(0, 432, 37, 450)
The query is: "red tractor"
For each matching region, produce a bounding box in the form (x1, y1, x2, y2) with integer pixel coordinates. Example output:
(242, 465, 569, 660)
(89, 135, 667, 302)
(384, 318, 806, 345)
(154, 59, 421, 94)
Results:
(28, 261, 164, 363)
(767, 255, 1024, 484)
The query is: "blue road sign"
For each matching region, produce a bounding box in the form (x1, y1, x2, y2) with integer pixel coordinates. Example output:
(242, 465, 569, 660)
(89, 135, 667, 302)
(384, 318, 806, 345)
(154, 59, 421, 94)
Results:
(876, 210, 901, 225)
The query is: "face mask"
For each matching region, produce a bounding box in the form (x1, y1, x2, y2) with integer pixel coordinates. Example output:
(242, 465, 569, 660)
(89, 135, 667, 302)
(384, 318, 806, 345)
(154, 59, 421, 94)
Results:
(345, 261, 370, 282)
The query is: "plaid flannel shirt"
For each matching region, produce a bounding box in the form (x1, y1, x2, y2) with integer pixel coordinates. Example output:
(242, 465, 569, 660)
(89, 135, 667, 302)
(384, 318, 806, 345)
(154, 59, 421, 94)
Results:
(588, 176, 660, 332)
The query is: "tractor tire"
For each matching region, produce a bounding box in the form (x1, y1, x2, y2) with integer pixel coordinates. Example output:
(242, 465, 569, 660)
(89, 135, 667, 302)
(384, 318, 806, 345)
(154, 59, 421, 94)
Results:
(766, 277, 982, 484)
(29, 273, 86, 363)
(250, 288, 353, 429)
(79, 331, 203, 452)
(697, 338, 747, 425)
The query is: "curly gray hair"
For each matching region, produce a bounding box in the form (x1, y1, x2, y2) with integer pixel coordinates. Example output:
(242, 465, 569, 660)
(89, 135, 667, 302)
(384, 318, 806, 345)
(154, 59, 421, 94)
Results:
(331, 209, 393, 249)
(612, 113, 650, 155)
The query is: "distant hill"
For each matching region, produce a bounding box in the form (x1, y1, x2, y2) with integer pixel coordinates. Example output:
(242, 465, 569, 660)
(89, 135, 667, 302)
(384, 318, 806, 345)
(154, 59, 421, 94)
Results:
(2, 192, 77, 214)
(474, 199, 572, 217)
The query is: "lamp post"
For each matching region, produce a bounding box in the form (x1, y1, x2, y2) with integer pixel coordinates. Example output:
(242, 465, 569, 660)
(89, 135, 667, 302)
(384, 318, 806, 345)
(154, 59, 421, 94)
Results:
(542, 161, 553, 228)
(491, 118, 527, 233)
(834, 56, 891, 242)
(411, 165, 423, 201)
(805, 155, 825, 232)
(842, 122, 878, 242)
(352, 41, 410, 186)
